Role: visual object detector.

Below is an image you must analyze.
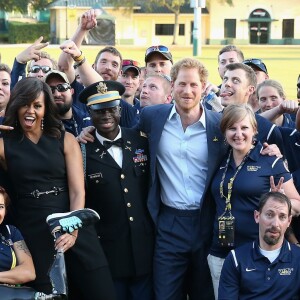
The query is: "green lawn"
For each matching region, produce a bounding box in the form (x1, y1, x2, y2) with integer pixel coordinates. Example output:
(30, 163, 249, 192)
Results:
(1, 44, 299, 99)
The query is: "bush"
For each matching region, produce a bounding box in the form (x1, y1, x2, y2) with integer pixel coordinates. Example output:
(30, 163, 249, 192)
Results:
(8, 22, 50, 43)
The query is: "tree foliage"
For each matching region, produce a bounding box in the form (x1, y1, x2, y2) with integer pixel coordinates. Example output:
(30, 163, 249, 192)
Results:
(0, 0, 28, 13)
(0, 0, 54, 13)
(30, 0, 54, 11)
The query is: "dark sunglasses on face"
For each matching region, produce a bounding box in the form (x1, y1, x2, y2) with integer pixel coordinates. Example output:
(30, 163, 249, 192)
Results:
(145, 45, 170, 57)
(29, 65, 52, 74)
(50, 83, 71, 93)
(122, 59, 140, 67)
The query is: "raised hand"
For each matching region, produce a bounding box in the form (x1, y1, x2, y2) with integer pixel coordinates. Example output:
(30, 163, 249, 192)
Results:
(16, 36, 49, 64)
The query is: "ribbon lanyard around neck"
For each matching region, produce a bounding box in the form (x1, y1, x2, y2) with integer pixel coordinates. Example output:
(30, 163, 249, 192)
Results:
(219, 147, 253, 216)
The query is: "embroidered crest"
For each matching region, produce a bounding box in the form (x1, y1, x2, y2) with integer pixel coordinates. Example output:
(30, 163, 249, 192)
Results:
(278, 268, 293, 275)
(213, 136, 218, 142)
(96, 82, 108, 94)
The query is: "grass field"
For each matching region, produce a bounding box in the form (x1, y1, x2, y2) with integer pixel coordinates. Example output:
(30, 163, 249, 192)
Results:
(1, 44, 300, 99)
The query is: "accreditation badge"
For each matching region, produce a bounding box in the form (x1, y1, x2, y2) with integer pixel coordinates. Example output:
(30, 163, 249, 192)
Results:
(218, 215, 235, 247)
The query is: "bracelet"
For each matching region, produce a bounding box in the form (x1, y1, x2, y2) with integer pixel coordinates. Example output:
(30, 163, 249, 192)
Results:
(74, 57, 86, 69)
(73, 51, 84, 62)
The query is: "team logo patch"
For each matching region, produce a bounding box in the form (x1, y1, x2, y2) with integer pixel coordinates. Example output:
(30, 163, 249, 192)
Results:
(247, 166, 261, 171)
(133, 149, 148, 163)
(278, 268, 293, 275)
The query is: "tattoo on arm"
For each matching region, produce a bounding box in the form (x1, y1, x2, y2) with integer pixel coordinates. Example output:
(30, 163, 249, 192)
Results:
(15, 241, 32, 257)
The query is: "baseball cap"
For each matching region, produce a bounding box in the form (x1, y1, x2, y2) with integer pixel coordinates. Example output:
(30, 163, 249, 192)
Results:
(243, 58, 268, 75)
(145, 45, 173, 64)
(44, 70, 70, 84)
(122, 59, 141, 76)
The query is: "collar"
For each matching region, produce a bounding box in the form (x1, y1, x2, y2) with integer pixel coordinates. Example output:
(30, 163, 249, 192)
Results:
(168, 103, 206, 128)
(252, 239, 292, 263)
(96, 126, 122, 145)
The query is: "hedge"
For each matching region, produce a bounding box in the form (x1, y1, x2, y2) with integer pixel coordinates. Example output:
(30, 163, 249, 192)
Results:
(8, 21, 50, 44)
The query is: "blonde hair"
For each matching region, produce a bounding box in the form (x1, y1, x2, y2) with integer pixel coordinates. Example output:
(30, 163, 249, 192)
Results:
(220, 104, 257, 134)
(257, 79, 286, 99)
(170, 58, 208, 84)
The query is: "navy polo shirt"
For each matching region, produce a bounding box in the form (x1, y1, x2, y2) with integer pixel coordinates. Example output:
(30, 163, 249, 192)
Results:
(0, 225, 23, 272)
(210, 142, 291, 258)
(255, 114, 285, 156)
(282, 113, 295, 129)
(219, 240, 300, 300)
(62, 104, 92, 137)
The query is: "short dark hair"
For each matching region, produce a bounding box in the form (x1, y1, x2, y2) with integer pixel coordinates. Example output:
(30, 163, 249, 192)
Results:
(225, 63, 257, 88)
(218, 45, 244, 62)
(94, 46, 123, 67)
(258, 192, 292, 216)
(4, 77, 63, 138)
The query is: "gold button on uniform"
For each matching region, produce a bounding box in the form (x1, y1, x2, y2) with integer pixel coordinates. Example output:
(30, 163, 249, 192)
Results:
(121, 174, 125, 179)
(124, 188, 128, 193)
(127, 203, 131, 207)
(129, 217, 134, 221)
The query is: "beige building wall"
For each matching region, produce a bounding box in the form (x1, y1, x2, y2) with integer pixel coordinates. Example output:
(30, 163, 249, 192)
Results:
(49, 1, 300, 45)
(209, 0, 300, 44)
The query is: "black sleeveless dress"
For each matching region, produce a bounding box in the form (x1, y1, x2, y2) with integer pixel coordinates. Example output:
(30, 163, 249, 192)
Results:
(4, 132, 110, 296)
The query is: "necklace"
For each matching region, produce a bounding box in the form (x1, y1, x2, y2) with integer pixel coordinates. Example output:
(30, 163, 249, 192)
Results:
(219, 146, 254, 211)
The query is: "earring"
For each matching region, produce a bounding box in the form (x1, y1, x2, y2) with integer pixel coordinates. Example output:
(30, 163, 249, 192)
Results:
(41, 118, 44, 130)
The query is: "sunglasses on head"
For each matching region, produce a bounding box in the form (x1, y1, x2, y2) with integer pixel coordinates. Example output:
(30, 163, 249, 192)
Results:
(122, 59, 140, 67)
(49, 83, 71, 93)
(145, 45, 170, 57)
(243, 58, 264, 66)
(29, 65, 52, 74)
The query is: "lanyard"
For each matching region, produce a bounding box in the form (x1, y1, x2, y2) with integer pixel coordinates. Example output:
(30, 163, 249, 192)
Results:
(219, 146, 254, 214)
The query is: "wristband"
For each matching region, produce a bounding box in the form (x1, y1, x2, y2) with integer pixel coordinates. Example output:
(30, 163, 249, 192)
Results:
(74, 57, 86, 69)
(73, 51, 84, 62)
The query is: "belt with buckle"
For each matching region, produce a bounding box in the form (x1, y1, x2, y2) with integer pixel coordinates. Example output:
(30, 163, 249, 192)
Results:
(21, 186, 67, 199)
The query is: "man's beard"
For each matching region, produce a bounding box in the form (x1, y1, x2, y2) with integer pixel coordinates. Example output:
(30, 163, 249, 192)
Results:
(263, 228, 281, 246)
(56, 102, 72, 117)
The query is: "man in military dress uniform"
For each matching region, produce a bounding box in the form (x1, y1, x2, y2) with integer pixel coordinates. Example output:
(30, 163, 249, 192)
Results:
(79, 80, 154, 300)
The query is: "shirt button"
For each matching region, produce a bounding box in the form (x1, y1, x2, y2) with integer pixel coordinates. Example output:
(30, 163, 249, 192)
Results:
(267, 277, 270, 280)
(121, 174, 125, 179)
(124, 188, 128, 193)
(268, 268, 270, 271)
(129, 217, 134, 221)
(127, 203, 131, 207)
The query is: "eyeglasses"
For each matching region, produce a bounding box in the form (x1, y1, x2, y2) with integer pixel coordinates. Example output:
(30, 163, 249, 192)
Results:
(145, 45, 170, 57)
(122, 59, 140, 67)
(29, 65, 52, 74)
(49, 83, 71, 93)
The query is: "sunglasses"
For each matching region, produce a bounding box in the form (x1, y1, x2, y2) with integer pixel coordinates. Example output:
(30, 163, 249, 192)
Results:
(297, 83, 300, 89)
(49, 83, 71, 93)
(122, 59, 140, 67)
(145, 45, 170, 57)
(29, 65, 52, 74)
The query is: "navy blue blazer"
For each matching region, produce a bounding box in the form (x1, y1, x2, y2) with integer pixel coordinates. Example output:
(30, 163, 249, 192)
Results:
(137, 104, 227, 245)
